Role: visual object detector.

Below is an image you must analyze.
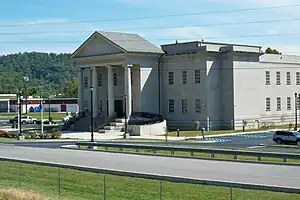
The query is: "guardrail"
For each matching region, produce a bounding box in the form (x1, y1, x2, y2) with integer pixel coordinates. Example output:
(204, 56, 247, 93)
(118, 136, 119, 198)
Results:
(75, 142, 300, 163)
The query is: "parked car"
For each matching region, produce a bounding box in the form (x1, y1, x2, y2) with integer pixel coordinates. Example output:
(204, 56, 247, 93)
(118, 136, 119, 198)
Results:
(272, 130, 300, 145)
(36, 119, 56, 125)
(9, 116, 37, 124)
(61, 115, 73, 123)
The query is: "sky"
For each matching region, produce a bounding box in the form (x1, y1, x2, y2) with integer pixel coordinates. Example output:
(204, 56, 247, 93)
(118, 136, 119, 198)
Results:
(1, 0, 300, 55)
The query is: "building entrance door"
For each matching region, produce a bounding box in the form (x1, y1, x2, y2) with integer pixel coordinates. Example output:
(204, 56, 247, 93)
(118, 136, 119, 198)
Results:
(114, 100, 123, 118)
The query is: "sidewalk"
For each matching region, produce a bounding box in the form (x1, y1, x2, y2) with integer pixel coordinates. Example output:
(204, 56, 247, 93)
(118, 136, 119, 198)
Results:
(61, 129, 280, 141)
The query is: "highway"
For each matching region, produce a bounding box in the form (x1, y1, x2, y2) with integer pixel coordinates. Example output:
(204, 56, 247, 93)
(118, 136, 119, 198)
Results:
(0, 144, 299, 192)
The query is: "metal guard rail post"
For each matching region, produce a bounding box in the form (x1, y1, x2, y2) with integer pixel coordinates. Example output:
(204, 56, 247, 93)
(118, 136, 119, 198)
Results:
(75, 142, 300, 162)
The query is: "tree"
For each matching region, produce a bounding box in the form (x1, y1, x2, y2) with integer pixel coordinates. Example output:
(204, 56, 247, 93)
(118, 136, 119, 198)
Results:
(0, 52, 77, 95)
(61, 80, 78, 98)
(265, 47, 281, 55)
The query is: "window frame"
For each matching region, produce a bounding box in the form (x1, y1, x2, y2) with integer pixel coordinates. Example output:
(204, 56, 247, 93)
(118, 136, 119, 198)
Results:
(265, 71, 270, 85)
(277, 97, 281, 111)
(181, 99, 188, 113)
(195, 70, 201, 84)
(182, 71, 187, 84)
(168, 99, 175, 113)
(276, 71, 281, 85)
(266, 97, 271, 111)
(168, 71, 174, 85)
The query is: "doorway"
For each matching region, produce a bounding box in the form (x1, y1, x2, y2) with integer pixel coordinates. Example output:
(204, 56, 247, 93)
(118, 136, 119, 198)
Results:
(114, 100, 123, 118)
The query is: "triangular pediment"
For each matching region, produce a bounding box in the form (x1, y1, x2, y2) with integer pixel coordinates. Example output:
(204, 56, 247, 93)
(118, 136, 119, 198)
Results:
(71, 32, 125, 58)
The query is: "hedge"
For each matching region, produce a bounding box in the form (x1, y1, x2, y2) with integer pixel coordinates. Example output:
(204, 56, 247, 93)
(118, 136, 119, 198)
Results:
(0, 130, 61, 139)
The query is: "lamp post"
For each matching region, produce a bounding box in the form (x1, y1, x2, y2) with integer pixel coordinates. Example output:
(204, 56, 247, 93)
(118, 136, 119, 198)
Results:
(48, 97, 51, 122)
(90, 86, 94, 142)
(295, 93, 298, 131)
(124, 94, 127, 139)
(18, 90, 22, 139)
(23, 76, 29, 115)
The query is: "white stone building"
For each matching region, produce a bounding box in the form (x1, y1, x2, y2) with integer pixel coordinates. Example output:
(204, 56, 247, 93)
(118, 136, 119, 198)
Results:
(72, 31, 300, 131)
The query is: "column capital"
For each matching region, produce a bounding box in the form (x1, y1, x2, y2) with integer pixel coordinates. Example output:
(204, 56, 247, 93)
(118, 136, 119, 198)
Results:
(123, 64, 133, 68)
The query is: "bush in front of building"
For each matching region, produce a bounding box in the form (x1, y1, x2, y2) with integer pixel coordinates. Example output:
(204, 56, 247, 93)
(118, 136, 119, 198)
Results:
(0, 130, 62, 140)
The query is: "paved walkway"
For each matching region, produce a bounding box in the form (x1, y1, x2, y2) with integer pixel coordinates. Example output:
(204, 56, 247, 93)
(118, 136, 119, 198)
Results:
(61, 129, 281, 141)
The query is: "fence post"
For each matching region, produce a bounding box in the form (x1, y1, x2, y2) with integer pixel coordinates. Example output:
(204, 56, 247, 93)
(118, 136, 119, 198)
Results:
(19, 163, 22, 188)
(159, 180, 163, 200)
(229, 187, 233, 200)
(104, 172, 107, 200)
(58, 168, 61, 196)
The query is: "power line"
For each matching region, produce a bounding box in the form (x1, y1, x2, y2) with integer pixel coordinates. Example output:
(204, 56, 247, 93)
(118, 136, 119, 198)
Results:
(1, 18, 300, 36)
(1, 32, 300, 44)
(0, 4, 299, 28)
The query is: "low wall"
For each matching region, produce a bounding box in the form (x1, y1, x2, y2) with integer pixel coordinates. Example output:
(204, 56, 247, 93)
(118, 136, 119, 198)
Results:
(128, 120, 167, 136)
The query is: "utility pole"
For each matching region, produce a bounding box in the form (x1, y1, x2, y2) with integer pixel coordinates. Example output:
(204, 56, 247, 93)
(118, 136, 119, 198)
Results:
(41, 98, 44, 134)
(24, 76, 29, 115)
(295, 93, 298, 131)
(124, 94, 127, 139)
(90, 86, 94, 142)
(18, 90, 23, 140)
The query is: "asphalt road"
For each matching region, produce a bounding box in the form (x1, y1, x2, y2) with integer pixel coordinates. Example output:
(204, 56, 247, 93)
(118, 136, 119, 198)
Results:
(0, 144, 299, 192)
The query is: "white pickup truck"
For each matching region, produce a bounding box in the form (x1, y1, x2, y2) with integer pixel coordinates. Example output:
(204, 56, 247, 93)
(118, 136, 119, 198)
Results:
(9, 116, 37, 124)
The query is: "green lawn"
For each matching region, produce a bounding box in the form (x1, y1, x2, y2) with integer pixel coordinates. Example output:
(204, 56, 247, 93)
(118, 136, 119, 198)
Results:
(0, 112, 67, 120)
(0, 161, 299, 200)
(0, 137, 17, 142)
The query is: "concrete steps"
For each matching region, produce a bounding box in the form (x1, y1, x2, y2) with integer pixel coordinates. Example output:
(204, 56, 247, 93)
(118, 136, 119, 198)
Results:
(98, 118, 125, 135)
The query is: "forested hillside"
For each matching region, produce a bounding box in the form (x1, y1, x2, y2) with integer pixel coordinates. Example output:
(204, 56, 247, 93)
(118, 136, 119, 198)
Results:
(0, 52, 77, 97)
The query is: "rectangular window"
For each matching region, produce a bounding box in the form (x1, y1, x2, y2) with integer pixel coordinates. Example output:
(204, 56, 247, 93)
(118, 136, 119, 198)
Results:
(168, 71, 174, 85)
(168, 100, 175, 113)
(182, 99, 188, 113)
(286, 72, 291, 85)
(287, 97, 291, 110)
(195, 70, 200, 83)
(266, 97, 271, 111)
(182, 71, 187, 84)
(265, 71, 270, 85)
(113, 73, 117, 86)
(97, 74, 102, 87)
(84, 77, 88, 88)
(276, 71, 281, 85)
(195, 99, 201, 113)
(297, 72, 300, 85)
(277, 97, 281, 111)
(84, 100, 88, 108)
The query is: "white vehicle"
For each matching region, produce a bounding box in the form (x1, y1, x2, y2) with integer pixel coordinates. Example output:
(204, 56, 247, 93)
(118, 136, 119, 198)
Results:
(20, 116, 37, 124)
(61, 115, 73, 123)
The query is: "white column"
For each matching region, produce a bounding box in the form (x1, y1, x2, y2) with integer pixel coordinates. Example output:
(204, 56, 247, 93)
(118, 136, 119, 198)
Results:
(77, 68, 84, 113)
(7, 101, 10, 113)
(125, 64, 132, 118)
(92, 66, 98, 117)
(107, 65, 114, 116)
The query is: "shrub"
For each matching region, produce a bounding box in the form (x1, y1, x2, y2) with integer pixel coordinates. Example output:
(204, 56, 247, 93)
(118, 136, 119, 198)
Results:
(0, 130, 62, 140)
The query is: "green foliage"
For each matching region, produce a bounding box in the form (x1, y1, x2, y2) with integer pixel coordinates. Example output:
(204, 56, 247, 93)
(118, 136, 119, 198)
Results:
(0, 130, 62, 139)
(0, 52, 77, 97)
(265, 47, 281, 54)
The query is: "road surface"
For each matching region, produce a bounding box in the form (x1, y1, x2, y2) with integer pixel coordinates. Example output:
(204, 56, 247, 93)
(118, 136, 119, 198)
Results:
(0, 144, 299, 193)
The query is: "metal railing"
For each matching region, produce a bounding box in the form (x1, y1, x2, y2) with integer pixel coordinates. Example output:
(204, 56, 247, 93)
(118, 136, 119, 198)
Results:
(75, 142, 300, 164)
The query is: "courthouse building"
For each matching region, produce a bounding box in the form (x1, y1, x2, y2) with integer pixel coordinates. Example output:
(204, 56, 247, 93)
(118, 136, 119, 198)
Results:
(71, 31, 300, 130)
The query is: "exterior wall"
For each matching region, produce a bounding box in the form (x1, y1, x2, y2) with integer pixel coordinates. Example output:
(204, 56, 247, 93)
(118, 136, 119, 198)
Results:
(128, 120, 167, 136)
(220, 54, 235, 129)
(161, 54, 208, 130)
(232, 54, 300, 130)
(206, 55, 222, 129)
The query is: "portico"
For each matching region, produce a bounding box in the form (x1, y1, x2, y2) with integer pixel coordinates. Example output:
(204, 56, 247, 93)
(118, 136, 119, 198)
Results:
(71, 31, 164, 119)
